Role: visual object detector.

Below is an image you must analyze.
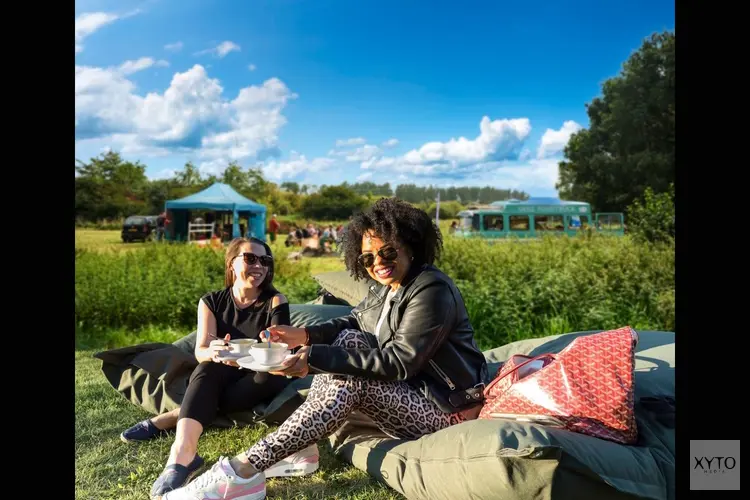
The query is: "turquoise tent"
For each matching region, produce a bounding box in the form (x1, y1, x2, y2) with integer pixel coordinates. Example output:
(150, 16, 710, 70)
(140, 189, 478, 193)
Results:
(164, 183, 267, 241)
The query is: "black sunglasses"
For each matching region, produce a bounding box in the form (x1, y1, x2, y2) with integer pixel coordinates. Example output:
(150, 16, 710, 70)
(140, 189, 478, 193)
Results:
(358, 247, 398, 268)
(239, 252, 273, 267)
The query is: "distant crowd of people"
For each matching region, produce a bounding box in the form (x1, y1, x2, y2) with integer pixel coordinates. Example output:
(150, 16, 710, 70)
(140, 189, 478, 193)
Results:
(284, 222, 345, 251)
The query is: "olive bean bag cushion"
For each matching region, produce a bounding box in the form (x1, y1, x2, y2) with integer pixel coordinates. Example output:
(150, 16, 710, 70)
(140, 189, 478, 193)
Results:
(326, 329, 675, 500)
(311, 270, 372, 306)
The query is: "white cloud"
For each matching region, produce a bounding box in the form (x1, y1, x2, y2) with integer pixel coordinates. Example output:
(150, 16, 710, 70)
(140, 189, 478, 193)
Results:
(196, 159, 229, 177)
(260, 152, 336, 181)
(361, 156, 397, 169)
(195, 41, 241, 58)
(345, 144, 381, 163)
(356, 172, 373, 182)
(483, 158, 560, 194)
(335, 137, 366, 147)
(537, 120, 582, 159)
(151, 168, 178, 180)
(76, 63, 297, 168)
(217, 41, 241, 57)
(401, 117, 530, 166)
(75, 65, 139, 135)
(164, 41, 183, 52)
(248, 64, 257, 71)
(75, 12, 118, 52)
(354, 116, 531, 178)
(74, 10, 139, 53)
(319, 117, 568, 195)
(382, 138, 399, 148)
(118, 57, 169, 75)
(397, 158, 561, 195)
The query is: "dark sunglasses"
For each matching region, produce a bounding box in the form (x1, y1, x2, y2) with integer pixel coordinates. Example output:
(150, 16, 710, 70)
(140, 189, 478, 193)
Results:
(239, 253, 273, 267)
(358, 247, 398, 268)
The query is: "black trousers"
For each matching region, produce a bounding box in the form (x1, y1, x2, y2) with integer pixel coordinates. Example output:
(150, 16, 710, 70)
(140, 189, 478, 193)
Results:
(180, 362, 291, 427)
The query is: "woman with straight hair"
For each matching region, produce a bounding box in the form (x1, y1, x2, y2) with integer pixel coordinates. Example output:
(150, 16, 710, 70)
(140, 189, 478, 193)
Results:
(119, 237, 317, 499)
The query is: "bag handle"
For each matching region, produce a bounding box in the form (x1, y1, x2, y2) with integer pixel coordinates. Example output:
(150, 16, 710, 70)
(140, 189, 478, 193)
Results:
(483, 352, 556, 398)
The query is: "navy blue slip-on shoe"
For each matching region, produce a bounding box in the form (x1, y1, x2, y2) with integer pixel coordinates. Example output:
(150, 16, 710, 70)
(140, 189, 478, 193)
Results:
(150, 455, 205, 498)
(120, 419, 170, 443)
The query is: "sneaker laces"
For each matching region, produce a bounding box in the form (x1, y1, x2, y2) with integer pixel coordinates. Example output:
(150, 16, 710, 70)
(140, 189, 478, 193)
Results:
(180, 458, 235, 499)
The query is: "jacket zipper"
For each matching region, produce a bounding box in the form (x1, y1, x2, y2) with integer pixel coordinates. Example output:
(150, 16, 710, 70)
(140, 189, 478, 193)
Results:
(355, 285, 388, 329)
(429, 359, 456, 390)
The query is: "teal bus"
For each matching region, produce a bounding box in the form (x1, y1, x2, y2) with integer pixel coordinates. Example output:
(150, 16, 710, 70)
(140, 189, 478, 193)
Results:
(454, 197, 624, 239)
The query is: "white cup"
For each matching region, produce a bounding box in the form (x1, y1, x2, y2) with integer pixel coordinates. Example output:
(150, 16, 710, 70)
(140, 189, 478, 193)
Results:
(251, 342, 289, 365)
(228, 338, 258, 355)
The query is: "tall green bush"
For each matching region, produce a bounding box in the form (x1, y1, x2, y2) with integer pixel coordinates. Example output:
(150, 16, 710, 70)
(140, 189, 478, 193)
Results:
(75, 244, 318, 331)
(437, 235, 674, 349)
(626, 184, 675, 243)
(425, 201, 464, 220)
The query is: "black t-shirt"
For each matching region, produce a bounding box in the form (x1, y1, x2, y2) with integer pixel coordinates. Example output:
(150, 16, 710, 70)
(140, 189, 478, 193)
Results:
(200, 287, 290, 340)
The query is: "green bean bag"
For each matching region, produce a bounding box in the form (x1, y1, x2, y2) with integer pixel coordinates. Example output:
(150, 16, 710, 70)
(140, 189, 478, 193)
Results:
(327, 329, 675, 500)
(311, 270, 372, 306)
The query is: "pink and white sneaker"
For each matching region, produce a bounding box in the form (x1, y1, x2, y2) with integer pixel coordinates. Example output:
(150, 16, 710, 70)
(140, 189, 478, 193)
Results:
(264, 444, 320, 478)
(161, 457, 266, 500)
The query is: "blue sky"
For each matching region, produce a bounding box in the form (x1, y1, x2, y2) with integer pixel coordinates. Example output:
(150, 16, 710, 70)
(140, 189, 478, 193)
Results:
(75, 0, 674, 196)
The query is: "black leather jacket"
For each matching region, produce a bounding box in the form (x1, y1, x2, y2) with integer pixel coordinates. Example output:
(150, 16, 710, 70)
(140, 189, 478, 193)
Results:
(305, 264, 488, 413)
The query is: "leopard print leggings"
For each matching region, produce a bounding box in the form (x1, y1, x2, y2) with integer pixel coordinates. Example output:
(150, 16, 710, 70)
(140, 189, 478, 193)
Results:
(244, 329, 465, 471)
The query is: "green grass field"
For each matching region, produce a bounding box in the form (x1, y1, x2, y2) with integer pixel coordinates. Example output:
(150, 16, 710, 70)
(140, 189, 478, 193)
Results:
(75, 229, 149, 253)
(74, 229, 346, 275)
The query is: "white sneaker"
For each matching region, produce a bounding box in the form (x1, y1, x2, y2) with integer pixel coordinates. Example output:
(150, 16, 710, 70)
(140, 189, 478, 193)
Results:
(264, 444, 320, 478)
(161, 457, 266, 500)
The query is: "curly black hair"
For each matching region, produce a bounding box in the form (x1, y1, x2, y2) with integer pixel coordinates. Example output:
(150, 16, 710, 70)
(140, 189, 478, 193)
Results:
(342, 197, 443, 281)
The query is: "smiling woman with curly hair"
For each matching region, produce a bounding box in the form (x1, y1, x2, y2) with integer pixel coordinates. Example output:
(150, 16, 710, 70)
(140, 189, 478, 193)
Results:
(160, 198, 488, 500)
(341, 196, 442, 281)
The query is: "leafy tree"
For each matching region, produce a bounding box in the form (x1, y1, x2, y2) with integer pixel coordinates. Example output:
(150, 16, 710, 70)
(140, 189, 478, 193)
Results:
(557, 31, 675, 212)
(349, 182, 393, 197)
(75, 151, 149, 220)
(627, 184, 674, 243)
(174, 161, 202, 186)
(301, 185, 368, 219)
(426, 201, 464, 220)
(221, 161, 249, 190)
(280, 182, 300, 195)
(394, 184, 525, 204)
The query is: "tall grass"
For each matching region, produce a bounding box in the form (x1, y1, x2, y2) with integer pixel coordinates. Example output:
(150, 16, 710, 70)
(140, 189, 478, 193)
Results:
(437, 235, 674, 349)
(75, 234, 674, 349)
(75, 243, 318, 336)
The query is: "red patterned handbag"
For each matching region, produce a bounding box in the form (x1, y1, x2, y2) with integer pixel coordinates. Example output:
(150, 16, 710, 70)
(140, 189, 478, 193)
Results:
(478, 326, 639, 444)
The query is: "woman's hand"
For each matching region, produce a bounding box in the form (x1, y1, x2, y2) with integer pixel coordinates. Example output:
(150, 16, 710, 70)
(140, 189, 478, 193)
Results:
(210, 334, 232, 364)
(260, 325, 308, 349)
(269, 346, 310, 378)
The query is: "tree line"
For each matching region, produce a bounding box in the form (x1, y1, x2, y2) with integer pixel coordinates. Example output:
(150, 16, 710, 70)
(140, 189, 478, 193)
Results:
(74, 155, 527, 223)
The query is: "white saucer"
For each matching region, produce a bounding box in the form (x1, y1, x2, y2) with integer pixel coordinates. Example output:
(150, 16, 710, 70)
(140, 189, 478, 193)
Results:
(237, 354, 294, 372)
(215, 351, 246, 361)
